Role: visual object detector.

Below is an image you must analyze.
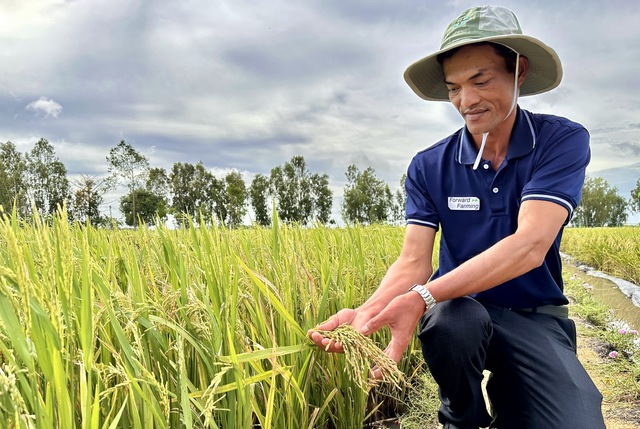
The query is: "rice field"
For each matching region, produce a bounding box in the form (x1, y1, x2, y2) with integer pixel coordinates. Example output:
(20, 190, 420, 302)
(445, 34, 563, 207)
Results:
(2, 209, 637, 428)
(562, 227, 640, 286)
(0, 209, 426, 428)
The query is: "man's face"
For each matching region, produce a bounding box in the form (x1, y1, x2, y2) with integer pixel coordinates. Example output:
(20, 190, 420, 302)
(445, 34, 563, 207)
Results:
(442, 44, 518, 136)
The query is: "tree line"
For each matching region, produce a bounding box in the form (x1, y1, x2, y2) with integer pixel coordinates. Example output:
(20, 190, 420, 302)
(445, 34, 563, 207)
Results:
(1, 138, 638, 228)
(0, 139, 406, 227)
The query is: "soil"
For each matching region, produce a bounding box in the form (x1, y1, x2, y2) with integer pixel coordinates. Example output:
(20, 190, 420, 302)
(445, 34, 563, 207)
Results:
(576, 320, 640, 429)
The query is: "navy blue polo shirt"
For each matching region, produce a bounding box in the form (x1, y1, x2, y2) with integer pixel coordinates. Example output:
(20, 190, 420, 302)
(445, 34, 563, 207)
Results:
(405, 107, 590, 308)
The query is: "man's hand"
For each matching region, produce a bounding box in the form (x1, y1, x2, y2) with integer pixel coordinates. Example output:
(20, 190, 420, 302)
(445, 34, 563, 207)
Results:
(307, 289, 427, 366)
(361, 291, 426, 366)
(307, 308, 361, 353)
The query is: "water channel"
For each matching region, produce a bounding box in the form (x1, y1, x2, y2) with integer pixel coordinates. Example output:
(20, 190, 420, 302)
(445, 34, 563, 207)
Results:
(562, 253, 640, 330)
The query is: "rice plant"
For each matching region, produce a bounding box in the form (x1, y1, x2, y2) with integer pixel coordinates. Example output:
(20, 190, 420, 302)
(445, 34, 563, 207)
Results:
(0, 207, 422, 428)
(562, 227, 640, 285)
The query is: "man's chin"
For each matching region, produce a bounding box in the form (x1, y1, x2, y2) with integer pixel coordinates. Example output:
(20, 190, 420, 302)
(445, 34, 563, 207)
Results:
(465, 125, 492, 136)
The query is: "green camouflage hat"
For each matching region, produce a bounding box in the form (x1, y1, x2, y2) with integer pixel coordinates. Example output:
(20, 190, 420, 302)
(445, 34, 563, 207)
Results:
(404, 5, 562, 101)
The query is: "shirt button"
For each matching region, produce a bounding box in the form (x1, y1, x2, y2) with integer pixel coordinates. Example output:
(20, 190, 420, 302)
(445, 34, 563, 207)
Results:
(492, 187, 499, 193)
(483, 164, 489, 170)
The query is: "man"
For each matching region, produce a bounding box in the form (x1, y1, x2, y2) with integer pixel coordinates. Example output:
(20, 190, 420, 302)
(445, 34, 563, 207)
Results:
(308, 5, 606, 429)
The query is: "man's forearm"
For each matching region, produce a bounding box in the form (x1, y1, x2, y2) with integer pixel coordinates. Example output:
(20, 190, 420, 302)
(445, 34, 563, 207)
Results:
(426, 200, 567, 303)
(426, 232, 541, 302)
(359, 255, 433, 314)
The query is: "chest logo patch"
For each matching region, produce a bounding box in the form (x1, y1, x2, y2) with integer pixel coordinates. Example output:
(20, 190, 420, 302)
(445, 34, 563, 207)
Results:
(448, 196, 480, 211)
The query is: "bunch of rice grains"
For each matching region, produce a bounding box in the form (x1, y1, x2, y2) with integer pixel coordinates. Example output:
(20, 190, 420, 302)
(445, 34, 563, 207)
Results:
(315, 324, 404, 391)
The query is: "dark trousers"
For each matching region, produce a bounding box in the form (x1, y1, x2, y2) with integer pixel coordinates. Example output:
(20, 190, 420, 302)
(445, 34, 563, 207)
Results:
(418, 297, 606, 429)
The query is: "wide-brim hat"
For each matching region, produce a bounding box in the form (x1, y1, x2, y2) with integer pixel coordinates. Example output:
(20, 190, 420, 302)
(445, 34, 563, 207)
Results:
(404, 5, 563, 101)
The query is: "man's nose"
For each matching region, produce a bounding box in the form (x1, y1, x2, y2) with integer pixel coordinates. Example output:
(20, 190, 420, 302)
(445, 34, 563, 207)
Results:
(459, 86, 481, 109)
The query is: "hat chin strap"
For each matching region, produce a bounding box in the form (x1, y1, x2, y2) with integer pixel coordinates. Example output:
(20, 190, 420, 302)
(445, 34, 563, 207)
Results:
(472, 52, 520, 170)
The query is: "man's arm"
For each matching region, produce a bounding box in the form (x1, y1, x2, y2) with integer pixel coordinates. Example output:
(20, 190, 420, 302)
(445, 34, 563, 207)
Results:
(358, 199, 568, 363)
(310, 199, 567, 364)
(308, 224, 436, 360)
(422, 199, 567, 302)
(360, 224, 437, 314)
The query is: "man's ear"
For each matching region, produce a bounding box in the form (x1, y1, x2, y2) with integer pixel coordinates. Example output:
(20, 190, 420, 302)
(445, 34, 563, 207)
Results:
(518, 56, 529, 85)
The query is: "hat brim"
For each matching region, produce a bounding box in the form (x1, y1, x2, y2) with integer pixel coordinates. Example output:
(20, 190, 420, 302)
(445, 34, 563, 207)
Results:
(404, 35, 563, 101)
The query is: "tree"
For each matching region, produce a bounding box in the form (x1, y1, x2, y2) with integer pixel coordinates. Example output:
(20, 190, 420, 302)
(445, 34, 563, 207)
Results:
(270, 156, 313, 224)
(145, 167, 170, 221)
(631, 179, 640, 215)
(169, 161, 222, 225)
(147, 167, 170, 200)
(225, 170, 247, 228)
(0, 141, 28, 216)
(120, 189, 167, 226)
(310, 173, 333, 225)
(389, 174, 407, 225)
(106, 140, 149, 224)
(342, 165, 392, 225)
(573, 177, 628, 227)
(205, 166, 226, 225)
(269, 156, 332, 225)
(72, 175, 109, 224)
(250, 173, 271, 227)
(25, 138, 70, 217)
(170, 162, 198, 223)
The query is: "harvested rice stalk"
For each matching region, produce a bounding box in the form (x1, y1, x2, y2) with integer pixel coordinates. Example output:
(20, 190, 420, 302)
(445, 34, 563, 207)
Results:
(315, 323, 404, 391)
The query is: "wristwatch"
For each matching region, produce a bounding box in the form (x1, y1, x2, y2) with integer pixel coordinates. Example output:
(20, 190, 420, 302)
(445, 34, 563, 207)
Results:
(408, 284, 437, 312)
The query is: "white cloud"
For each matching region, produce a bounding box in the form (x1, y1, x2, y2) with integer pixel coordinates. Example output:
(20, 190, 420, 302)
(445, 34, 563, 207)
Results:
(0, 1, 66, 36)
(25, 97, 63, 118)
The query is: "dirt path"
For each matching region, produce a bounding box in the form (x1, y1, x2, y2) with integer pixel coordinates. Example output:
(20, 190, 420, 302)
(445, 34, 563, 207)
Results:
(576, 321, 640, 429)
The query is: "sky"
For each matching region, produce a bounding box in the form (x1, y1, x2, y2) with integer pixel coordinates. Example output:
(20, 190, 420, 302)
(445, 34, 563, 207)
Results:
(2, 0, 639, 222)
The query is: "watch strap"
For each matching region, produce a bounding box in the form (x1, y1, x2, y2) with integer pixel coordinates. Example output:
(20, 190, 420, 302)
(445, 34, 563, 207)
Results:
(408, 284, 436, 312)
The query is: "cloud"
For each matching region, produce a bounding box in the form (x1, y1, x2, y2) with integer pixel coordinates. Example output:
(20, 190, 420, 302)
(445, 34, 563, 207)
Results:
(1, 0, 639, 223)
(608, 141, 640, 158)
(25, 97, 63, 118)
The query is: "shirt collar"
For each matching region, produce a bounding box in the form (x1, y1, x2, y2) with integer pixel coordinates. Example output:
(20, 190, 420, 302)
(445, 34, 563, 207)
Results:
(456, 107, 537, 165)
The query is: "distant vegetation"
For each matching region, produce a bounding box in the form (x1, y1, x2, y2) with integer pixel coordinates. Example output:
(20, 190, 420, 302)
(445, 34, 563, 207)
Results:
(0, 138, 406, 227)
(572, 177, 640, 227)
(1, 138, 638, 228)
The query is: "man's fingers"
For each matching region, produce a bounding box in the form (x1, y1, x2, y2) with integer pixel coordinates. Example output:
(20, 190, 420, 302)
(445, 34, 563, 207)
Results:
(307, 329, 344, 352)
(360, 312, 385, 336)
(384, 337, 410, 364)
(370, 342, 404, 380)
(385, 345, 404, 365)
(370, 366, 383, 380)
(315, 314, 341, 331)
(308, 308, 358, 350)
(308, 309, 357, 353)
(315, 308, 357, 331)
(306, 314, 342, 349)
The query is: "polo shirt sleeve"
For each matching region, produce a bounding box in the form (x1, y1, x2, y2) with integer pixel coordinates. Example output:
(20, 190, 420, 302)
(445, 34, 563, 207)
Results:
(405, 153, 440, 230)
(521, 122, 590, 223)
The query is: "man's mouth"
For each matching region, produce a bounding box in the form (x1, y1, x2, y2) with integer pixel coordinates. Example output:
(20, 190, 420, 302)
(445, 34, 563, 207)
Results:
(464, 109, 487, 121)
